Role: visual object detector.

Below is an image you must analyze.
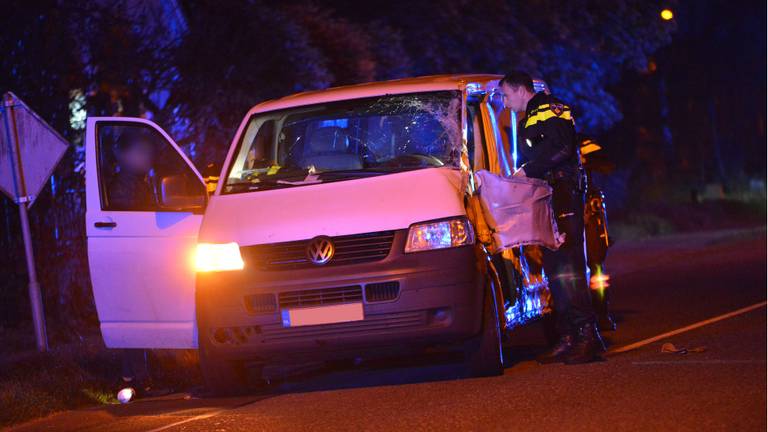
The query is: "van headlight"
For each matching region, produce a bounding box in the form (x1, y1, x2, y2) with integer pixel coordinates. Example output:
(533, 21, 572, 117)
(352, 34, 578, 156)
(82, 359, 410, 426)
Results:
(404, 217, 475, 253)
(195, 242, 245, 272)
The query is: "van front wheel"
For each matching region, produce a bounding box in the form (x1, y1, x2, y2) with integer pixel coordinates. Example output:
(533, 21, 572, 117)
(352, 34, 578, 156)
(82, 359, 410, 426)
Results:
(464, 280, 505, 377)
(198, 323, 251, 396)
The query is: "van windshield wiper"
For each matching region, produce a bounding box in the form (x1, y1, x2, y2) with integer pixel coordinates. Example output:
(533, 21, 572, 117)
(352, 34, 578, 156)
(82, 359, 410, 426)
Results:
(225, 174, 316, 192)
(224, 168, 405, 193)
(314, 169, 398, 179)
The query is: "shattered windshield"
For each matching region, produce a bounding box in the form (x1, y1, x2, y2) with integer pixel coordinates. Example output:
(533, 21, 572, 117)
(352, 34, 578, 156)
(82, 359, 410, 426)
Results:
(223, 91, 461, 193)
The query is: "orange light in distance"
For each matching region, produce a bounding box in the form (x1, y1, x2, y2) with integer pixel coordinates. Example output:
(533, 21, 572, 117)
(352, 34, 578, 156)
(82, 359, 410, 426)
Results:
(660, 9, 674, 21)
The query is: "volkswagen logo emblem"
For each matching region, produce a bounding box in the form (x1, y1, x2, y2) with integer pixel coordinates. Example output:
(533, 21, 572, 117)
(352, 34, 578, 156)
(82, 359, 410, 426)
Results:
(306, 236, 335, 265)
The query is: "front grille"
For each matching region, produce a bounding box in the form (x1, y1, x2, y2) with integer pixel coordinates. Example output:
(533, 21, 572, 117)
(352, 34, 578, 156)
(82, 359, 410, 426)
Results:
(241, 231, 395, 271)
(278, 285, 363, 309)
(244, 293, 277, 314)
(365, 281, 400, 302)
(259, 310, 427, 343)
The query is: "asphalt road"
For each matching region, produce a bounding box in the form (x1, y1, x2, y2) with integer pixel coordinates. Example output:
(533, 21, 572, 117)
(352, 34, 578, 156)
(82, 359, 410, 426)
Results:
(8, 228, 766, 432)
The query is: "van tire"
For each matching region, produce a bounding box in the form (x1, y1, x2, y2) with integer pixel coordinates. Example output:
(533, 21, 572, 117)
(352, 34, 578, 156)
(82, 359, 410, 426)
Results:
(198, 322, 251, 396)
(199, 345, 249, 396)
(465, 280, 505, 377)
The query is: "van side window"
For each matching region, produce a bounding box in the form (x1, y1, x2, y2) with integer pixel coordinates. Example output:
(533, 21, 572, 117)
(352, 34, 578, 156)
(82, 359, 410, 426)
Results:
(245, 120, 276, 170)
(97, 123, 201, 211)
(488, 92, 514, 171)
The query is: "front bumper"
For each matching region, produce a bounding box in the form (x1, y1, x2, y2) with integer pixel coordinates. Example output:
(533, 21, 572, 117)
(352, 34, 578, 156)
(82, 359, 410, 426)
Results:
(196, 230, 485, 362)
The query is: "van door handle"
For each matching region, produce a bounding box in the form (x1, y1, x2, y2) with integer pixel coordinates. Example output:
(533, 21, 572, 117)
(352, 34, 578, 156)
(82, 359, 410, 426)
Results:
(94, 221, 117, 228)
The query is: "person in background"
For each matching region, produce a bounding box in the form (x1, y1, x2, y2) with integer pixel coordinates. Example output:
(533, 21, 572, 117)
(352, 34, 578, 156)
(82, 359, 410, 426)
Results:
(109, 129, 156, 210)
(500, 71, 605, 364)
(108, 128, 156, 394)
(579, 135, 617, 332)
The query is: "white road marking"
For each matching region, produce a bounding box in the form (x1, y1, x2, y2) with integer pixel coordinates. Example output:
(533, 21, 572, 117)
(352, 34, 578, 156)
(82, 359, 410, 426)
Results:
(632, 360, 766, 365)
(608, 301, 767, 354)
(144, 409, 227, 432)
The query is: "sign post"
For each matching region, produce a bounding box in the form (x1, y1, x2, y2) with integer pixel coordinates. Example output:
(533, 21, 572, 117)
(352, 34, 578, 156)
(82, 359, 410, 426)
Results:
(1, 92, 69, 352)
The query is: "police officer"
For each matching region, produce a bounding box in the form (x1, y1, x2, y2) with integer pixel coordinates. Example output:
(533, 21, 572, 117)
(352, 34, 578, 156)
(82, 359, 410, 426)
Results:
(500, 71, 605, 364)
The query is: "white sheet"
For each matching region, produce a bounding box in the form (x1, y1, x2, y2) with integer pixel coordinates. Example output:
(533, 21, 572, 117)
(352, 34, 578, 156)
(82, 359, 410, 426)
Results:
(474, 170, 564, 252)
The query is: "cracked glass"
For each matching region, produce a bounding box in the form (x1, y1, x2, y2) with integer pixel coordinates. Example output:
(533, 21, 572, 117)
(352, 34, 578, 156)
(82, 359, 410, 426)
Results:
(224, 91, 462, 193)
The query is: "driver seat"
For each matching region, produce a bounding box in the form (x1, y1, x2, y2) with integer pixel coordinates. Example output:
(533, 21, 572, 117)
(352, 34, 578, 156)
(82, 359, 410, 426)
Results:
(302, 127, 363, 171)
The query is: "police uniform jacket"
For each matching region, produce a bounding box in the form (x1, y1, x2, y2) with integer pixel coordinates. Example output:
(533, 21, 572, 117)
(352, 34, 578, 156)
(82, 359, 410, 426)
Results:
(518, 92, 579, 180)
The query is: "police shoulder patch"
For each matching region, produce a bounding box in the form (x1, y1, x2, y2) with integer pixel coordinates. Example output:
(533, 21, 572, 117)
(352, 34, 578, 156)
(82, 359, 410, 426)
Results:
(550, 103, 564, 116)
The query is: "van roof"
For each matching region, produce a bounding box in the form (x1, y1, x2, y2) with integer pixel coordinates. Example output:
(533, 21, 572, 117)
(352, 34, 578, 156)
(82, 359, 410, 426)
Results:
(248, 74, 503, 114)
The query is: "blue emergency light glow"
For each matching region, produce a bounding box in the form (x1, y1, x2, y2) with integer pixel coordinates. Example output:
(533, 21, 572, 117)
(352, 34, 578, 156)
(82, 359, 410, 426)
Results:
(465, 82, 482, 94)
(510, 111, 519, 170)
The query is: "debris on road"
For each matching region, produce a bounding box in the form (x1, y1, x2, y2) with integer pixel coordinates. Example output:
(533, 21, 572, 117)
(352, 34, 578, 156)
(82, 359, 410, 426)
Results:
(660, 342, 707, 355)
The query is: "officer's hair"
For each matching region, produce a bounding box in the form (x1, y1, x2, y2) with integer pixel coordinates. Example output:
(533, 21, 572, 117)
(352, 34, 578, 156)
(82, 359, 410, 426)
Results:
(500, 71, 534, 92)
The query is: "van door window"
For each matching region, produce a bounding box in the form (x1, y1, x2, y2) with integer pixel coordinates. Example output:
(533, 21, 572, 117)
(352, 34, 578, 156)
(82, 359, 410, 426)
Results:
(97, 123, 205, 211)
(467, 103, 488, 171)
(486, 92, 514, 176)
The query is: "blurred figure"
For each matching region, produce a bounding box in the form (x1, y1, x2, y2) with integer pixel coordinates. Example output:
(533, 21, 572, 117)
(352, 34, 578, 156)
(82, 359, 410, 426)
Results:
(108, 128, 156, 394)
(109, 129, 156, 210)
(579, 136, 617, 331)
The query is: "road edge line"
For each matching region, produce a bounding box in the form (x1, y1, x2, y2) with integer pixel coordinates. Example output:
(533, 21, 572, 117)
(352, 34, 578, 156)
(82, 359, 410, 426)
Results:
(608, 301, 767, 355)
(144, 409, 227, 432)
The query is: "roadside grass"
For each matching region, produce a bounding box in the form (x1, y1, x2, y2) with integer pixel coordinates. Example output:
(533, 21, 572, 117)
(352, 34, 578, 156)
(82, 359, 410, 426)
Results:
(0, 327, 201, 427)
(0, 331, 119, 427)
(611, 198, 766, 241)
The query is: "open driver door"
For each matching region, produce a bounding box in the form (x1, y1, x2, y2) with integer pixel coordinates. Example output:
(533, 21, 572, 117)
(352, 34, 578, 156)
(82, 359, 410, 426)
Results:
(85, 117, 207, 349)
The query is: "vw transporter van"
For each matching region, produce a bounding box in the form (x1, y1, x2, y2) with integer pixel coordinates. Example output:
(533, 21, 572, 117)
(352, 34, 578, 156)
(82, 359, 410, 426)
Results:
(85, 74, 552, 393)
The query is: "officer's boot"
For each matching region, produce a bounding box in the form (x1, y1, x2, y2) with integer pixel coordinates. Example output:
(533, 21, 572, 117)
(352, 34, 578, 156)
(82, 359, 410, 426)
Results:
(563, 323, 606, 365)
(536, 333, 574, 364)
(592, 289, 617, 332)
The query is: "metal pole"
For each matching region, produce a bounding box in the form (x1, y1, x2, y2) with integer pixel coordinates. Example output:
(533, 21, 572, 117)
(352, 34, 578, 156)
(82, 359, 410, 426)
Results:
(18, 197, 47, 351)
(4, 94, 48, 352)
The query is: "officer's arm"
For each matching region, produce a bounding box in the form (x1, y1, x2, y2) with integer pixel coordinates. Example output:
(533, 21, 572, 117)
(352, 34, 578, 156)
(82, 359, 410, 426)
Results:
(522, 115, 575, 178)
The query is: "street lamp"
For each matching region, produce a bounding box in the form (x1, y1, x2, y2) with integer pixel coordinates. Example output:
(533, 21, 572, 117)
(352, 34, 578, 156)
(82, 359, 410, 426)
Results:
(660, 8, 674, 21)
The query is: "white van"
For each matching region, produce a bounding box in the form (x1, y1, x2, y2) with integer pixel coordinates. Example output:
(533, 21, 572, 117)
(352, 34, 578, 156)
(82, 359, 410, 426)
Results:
(85, 74, 552, 393)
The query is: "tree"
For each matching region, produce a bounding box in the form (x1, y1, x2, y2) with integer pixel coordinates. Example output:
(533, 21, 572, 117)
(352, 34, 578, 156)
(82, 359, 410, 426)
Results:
(0, 1, 88, 332)
(315, 0, 675, 133)
(166, 0, 331, 166)
(0, 0, 181, 334)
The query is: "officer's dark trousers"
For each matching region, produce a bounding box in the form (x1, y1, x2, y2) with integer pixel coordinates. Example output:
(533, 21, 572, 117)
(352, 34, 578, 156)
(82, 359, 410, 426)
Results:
(543, 178, 596, 333)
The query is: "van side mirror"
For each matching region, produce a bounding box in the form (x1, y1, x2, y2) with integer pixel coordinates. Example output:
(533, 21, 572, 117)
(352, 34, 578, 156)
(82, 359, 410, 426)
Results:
(159, 174, 206, 211)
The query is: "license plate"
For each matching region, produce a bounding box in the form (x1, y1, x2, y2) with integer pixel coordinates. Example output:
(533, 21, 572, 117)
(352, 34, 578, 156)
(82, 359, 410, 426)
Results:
(281, 302, 364, 327)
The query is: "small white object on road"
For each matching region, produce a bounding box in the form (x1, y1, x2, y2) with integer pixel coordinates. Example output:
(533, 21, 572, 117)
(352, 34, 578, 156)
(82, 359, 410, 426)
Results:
(117, 387, 135, 404)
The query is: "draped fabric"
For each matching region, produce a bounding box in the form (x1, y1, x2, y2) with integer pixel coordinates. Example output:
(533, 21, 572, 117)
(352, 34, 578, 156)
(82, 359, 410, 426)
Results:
(474, 170, 564, 253)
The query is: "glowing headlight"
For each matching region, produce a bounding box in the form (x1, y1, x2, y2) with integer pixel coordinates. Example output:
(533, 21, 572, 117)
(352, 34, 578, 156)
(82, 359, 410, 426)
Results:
(195, 242, 244, 272)
(405, 217, 474, 253)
